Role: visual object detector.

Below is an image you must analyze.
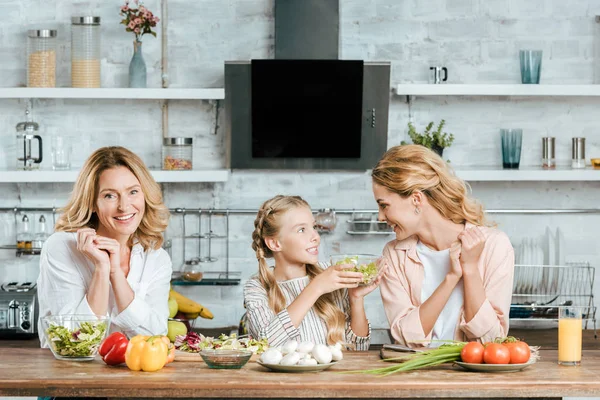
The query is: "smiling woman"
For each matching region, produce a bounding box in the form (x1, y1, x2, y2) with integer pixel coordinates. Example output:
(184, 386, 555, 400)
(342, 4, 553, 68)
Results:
(36, 146, 173, 347)
(371, 145, 515, 349)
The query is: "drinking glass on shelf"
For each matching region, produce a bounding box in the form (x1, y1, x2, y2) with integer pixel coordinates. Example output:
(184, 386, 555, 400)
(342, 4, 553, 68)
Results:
(500, 129, 523, 169)
(519, 50, 543, 84)
(51, 135, 72, 170)
(558, 306, 582, 366)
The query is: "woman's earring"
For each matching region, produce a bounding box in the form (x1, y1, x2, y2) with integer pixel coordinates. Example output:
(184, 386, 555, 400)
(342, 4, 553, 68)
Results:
(414, 207, 421, 215)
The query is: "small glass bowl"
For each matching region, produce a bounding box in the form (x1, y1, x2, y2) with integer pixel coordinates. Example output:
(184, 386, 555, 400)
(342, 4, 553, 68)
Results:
(41, 314, 110, 361)
(199, 349, 252, 369)
(330, 254, 381, 286)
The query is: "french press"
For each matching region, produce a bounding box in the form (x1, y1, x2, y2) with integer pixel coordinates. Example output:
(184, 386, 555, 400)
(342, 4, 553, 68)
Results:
(16, 108, 43, 170)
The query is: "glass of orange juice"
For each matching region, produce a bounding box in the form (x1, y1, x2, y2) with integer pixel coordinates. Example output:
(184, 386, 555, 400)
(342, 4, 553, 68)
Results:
(558, 306, 582, 366)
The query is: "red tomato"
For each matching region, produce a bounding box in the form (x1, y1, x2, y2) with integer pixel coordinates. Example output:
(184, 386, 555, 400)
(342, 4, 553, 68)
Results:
(460, 342, 484, 364)
(504, 341, 531, 364)
(483, 343, 510, 364)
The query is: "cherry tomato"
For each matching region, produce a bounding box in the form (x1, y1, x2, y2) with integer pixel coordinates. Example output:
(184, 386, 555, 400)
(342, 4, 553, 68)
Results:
(483, 343, 510, 364)
(460, 342, 485, 364)
(504, 341, 531, 364)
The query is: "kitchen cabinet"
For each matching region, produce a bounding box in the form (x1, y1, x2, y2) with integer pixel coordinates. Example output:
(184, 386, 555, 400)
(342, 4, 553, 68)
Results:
(0, 348, 599, 398)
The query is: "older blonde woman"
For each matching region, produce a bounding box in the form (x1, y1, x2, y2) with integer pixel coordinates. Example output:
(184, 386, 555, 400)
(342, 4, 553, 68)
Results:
(372, 145, 515, 348)
(37, 146, 172, 346)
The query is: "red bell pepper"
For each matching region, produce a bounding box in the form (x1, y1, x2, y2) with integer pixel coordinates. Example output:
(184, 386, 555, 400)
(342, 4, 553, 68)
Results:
(99, 332, 129, 365)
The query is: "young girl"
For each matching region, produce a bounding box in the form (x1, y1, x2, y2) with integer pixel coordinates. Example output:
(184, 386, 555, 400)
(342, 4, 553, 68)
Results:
(243, 195, 383, 350)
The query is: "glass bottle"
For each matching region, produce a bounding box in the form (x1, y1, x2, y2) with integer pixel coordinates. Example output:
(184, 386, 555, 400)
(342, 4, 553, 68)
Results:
(27, 29, 57, 87)
(162, 138, 193, 170)
(32, 215, 48, 250)
(541, 137, 556, 170)
(71, 16, 101, 88)
(17, 215, 33, 251)
(182, 258, 203, 282)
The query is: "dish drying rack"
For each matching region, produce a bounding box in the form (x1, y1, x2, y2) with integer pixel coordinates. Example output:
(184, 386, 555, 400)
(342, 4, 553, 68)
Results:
(510, 263, 596, 336)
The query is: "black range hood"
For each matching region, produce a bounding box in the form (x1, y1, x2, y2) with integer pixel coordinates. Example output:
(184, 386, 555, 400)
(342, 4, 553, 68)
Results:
(225, 0, 390, 170)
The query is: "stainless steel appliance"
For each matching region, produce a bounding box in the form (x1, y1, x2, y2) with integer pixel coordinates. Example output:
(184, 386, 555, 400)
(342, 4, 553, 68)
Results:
(0, 282, 38, 338)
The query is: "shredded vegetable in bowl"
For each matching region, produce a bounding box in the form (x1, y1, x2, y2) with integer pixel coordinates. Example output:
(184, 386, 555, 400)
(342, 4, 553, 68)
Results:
(331, 254, 380, 285)
(175, 332, 269, 354)
(42, 315, 110, 360)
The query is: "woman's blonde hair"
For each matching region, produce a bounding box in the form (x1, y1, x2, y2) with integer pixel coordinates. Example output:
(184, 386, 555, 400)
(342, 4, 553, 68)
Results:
(372, 144, 494, 227)
(251, 195, 346, 345)
(55, 146, 170, 250)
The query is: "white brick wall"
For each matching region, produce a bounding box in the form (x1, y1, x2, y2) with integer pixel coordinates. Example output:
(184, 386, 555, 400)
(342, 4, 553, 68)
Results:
(1, 0, 599, 342)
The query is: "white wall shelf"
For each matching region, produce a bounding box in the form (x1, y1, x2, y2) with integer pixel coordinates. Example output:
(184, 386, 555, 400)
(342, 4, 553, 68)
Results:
(0, 169, 230, 183)
(0, 88, 225, 100)
(395, 84, 600, 97)
(454, 166, 599, 181)
(0, 168, 595, 182)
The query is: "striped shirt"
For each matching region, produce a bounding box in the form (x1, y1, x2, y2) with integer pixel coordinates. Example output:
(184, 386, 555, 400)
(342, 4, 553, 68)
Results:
(243, 266, 371, 351)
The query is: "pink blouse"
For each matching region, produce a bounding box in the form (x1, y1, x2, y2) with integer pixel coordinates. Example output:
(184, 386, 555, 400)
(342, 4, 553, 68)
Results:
(379, 223, 515, 348)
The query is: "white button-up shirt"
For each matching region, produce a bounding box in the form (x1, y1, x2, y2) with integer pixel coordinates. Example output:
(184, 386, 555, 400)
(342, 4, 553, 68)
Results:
(37, 231, 172, 347)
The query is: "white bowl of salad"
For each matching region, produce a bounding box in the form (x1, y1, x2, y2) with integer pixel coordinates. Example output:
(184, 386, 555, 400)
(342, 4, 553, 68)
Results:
(330, 254, 381, 286)
(41, 314, 110, 361)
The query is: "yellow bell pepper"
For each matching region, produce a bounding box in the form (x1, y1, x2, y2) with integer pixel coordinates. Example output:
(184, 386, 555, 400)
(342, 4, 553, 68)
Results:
(125, 335, 169, 372)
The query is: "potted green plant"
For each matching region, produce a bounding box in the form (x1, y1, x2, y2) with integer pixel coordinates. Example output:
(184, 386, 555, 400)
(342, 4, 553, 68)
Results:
(403, 119, 454, 157)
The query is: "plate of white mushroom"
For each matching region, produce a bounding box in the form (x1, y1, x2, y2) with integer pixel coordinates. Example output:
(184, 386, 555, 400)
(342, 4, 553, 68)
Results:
(257, 340, 343, 373)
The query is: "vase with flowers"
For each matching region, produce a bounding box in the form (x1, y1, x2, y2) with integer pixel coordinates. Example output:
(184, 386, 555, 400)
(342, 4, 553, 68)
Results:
(120, 0, 159, 88)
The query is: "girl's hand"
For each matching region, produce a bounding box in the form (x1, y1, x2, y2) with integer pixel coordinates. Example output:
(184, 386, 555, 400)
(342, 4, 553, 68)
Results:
(449, 241, 462, 279)
(77, 228, 110, 268)
(92, 236, 122, 275)
(458, 227, 486, 271)
(348, 257, 389, 299)
(311, 263, 363, 295)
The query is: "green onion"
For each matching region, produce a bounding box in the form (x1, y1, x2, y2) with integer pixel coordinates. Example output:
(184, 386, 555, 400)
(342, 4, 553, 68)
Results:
(342, 342, 466, 376)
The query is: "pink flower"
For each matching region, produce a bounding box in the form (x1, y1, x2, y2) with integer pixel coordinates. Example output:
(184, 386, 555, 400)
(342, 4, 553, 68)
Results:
(121, 5, 129, 12)
(128, 21, 136, 29)
(134, 27, 140, 33)
(154, 16, 160, 23)
(134, 17, 141, 24)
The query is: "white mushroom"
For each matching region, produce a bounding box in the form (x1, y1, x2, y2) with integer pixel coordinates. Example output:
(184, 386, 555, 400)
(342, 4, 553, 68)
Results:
(297, 341, 315, 353)
(280, 351, 301, 366)
(260, 348, 283, 365)
(311, 343, 333, 364)
(329, 345, 344, 361)
(298, 357, 318, 366)
(281, 340, 299, 355)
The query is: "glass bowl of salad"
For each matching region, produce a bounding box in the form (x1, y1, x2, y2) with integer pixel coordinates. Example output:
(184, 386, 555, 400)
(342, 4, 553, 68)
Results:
(330, 254, 382, 286)
(200, 349, 253, 369)
(41, 314, 110, 361)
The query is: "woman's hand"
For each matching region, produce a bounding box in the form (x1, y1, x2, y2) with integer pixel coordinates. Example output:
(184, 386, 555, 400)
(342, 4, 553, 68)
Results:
(449, 241, 462, 279)
(92, 236, 122, 275)
(77, 228, 110, 268)
(310, 263, 363, 296)
(348, 257, 389, 299)
(458, 227, 487, 272)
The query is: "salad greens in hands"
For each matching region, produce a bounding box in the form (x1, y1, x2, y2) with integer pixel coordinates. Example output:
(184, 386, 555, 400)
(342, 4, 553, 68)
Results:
(46, 321, 107, 357)
(334, 256, 379, 285)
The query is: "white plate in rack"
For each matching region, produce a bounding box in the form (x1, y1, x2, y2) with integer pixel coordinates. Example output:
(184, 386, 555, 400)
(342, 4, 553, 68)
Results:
(556, 227, 566, 265)
(546, 227, 556, 266)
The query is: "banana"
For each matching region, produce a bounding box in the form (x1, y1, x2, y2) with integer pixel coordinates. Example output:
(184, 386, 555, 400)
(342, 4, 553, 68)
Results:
(169, 289, 214, 319)
(199, 307, 213, 320)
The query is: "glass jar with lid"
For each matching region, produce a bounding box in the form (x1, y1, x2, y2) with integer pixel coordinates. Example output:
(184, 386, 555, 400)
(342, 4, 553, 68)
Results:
(71, 16, 101, 88)
(27, 29, 57, 87)
(162, 137, 193, 170)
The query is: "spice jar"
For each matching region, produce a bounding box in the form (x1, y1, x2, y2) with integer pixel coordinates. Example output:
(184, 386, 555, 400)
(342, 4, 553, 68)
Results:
(71, 16, 101, 88)
(541, 137, 555, 170)
(27, 30, 57, 87)
(162, 138, 193, 170)
(571, 137, 586, 169)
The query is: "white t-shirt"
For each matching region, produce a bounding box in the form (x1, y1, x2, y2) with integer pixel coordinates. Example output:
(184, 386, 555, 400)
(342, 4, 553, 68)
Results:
(36, 231, 172, 347)
(416, 240, 464, 346)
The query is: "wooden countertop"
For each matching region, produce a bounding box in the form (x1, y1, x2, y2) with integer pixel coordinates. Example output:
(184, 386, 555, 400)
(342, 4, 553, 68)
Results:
(1, 348, 599, 398)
